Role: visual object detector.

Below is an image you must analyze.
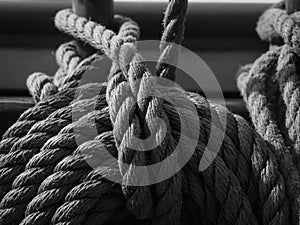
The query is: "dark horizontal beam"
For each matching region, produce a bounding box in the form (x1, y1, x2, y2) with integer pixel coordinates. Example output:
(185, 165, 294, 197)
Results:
(0, 0, 272, 38)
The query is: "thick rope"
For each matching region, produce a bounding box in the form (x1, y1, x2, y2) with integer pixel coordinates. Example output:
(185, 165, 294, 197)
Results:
(0, 24, 139, 224)
(0, 16, 140, 225)
(27, 42, 82, 103)
(27, 73, 58, 103)
(55, 3, 187, 223)
(237, 3, 300, 225)
(54, 1, 291, 224)
(256, 5, 300, 52)
(0, 1, 295, 225)
(53, 41, 83, 89)
(0, 54, 97, 202)
(27, 14, 136, 103)
(0, 90, 74, 201)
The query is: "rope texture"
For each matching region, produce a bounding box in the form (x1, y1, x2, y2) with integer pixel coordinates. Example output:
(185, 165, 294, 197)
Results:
(0, 15, 139, 225)
(0, 0, 296, 225)
(237, 2, 300, 225)
(54, 1, 291, 225)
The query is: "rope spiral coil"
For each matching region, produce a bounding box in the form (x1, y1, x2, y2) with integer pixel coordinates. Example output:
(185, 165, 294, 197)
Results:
(0, 0, 297, 225)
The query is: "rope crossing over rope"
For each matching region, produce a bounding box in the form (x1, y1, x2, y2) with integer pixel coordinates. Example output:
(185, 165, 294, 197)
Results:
(0, 0, 298, 225)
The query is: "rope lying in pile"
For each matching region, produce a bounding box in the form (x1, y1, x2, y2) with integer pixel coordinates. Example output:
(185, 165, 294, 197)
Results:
(0, 0, 296, 224)
(237, 2, 300, 225)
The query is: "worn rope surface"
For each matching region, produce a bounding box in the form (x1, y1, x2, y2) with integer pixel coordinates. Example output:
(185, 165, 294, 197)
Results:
(0, 0, 296, 225)
(237, 2, 300, 225)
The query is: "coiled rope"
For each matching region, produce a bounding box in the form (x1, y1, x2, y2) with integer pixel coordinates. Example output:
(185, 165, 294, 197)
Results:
(237, 2, 300, 225)
(0, 15, 139, 225)
(0, 0, 297, 225)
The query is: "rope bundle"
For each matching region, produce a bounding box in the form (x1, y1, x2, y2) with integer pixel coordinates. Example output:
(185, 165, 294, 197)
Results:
(0, 0, 297, 225)
(237, 2, 300, 225)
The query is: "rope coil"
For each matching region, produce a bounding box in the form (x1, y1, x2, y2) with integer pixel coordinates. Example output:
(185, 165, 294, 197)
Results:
(0, 0, 297, 225)
(238, 2, 300, 225)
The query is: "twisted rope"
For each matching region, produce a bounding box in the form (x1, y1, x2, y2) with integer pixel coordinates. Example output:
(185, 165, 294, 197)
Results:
(27, 73, 58, 103)
(55, 1, 291, 224)
(237, 2, 300, 225)
(55, 2, 187, 223)
(0, 15, 140, 225)
(0, 0, 296, 225)
(53, 41, 83, 89)
(256, 5, 300, 52)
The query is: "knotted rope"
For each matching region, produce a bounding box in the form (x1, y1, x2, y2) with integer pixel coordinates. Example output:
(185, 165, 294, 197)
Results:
(0, 0, 295, 225)
(237, 2, 300, 225)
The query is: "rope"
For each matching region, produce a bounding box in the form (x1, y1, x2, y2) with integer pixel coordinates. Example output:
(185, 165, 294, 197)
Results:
(55, 3, 187, 222)
(27, 13, 136, 103)
(27, 73, 58, 103)
(53, 41, 83, 89)
(55, 1, 290, 224)
(0, 15, 140, 225)
(0, 0, 296, 224)
(237, 2, 300, 225)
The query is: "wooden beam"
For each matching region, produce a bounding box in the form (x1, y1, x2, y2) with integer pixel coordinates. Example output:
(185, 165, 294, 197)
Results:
(72, 0, 114, 57)
(285, 0, 300, 14)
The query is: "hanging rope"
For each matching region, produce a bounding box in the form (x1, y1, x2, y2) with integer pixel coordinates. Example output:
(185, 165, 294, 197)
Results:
(237, 2, 300, 225)
(0, 0, 296, 225)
